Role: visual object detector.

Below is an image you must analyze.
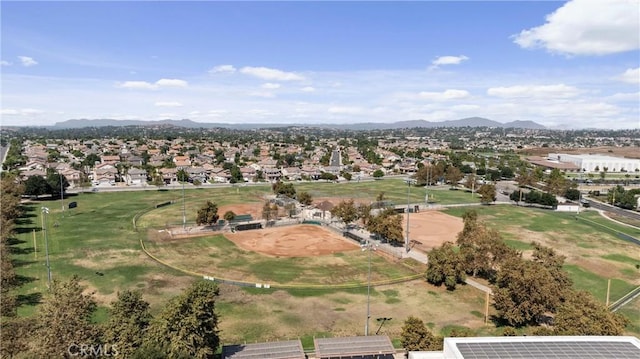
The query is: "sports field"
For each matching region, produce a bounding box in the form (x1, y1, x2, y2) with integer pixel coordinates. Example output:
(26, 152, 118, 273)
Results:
(9, 179, 640, 343)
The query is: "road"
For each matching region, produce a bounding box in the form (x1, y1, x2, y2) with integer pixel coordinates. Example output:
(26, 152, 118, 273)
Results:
(583, 198, 640, 221)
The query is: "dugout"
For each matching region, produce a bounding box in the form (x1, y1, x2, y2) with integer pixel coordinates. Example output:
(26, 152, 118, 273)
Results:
(233, 222, 262, 232)
(314, 335, 395, 359)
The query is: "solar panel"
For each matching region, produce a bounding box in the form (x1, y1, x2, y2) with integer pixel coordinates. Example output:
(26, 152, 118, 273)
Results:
(314, 335, 395, 358)
(222, 340, 304, 359)
(456, 340, 640, 359)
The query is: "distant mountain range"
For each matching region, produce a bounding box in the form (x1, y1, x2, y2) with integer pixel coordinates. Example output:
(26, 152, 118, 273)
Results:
(50, 117, 546, 130)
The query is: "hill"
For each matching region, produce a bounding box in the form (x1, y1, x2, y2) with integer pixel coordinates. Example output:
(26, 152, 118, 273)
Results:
(51, 117, 546, 130)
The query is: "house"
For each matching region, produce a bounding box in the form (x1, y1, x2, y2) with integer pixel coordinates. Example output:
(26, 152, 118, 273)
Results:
(101, 155, 120, 165)
(186, 167, 208, 183)
(263, 168, 282, 182)
(126, 168, 148, 185)
(60, 168, 84, 188)
(159, 168, 178, 184)
(281, 167, 301, 180)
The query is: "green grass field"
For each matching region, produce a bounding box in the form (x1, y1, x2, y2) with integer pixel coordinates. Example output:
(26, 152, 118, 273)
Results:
(8, 178, 640, 341)
(444, 205, 640, 303)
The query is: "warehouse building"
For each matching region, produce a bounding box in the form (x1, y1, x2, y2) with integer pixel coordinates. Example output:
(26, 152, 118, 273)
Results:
(548, 153, 640, 173)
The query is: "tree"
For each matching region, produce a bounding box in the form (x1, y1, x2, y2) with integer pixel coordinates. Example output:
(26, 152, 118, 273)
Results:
(262, 202, 278, 221)
(400, 316, 441, 351)
(296, 191, 313, 206)
(357, 203, 372, 226)
(493, 258, 567, 327)
(425, 242, 466, 290)
(32, 276, 100, 357)
(223, 211, 236, 221)
(553, 291, 629, 335)
(104, 290, 152, 357)
(564, 188, 580, 201)
(146, 280, 220, 359)
(545, 169, 568, 195)
(320, 172, 337, 181)
(272, 180, 296, 198)
(330, 199, 359, 226)
(196, 201, 219, 226)
(24, 175, 50, 198)
(516, 168, 536, 187)
(457, 218, 518, 280)
(45, 171, 69, 197)
(445, 165, 463, 188)
(367, 209, 404, 245)
(372, 169, 384, 179)
(1, 318, 36, 358)
(531, 242, 571, 289)
(464, 174, 477, 191)
(477, 184, 496, 204)
(177, 169, 189, 182)
(342, 172, 352, 181)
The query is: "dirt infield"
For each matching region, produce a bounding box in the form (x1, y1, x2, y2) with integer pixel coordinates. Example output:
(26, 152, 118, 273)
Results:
(225, 224, 359, 257)
(402, 210, 464, 252)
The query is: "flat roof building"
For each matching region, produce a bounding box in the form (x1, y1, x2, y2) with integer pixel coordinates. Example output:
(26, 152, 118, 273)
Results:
(548, 153, 640, 173)
(409, 336, 640, 359)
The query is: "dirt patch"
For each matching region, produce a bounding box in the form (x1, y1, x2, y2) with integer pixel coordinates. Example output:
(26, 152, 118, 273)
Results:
(403, 211, 464, 251)
(225, 224, 358, 257)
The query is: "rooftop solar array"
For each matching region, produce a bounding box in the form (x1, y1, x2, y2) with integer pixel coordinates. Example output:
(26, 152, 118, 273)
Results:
(314, 335, 395, 358)
(456, 340, 640, 359)
(222, 340, 304, 359)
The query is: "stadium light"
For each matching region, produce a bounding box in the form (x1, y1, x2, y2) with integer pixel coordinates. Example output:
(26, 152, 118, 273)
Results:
(41, 207, 52, 288)
(361, 239, 377, 336)
(375, 317, 392, 335)
(404, 178, 416, 253)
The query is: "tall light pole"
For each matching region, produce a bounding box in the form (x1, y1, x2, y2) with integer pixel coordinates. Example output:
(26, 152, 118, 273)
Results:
(404, 178, 415, 253)
(41, 207, 52, 288)
(59, 172, 64, 214)
(362, 239, 376, 336)
(182, 173, 186, 229)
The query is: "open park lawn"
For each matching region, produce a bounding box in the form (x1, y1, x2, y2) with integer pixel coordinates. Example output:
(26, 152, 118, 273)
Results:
(9, 181, 640, 343)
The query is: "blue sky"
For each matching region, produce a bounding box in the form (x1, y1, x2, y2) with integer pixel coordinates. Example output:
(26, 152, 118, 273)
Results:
(1, 1, 639, 129)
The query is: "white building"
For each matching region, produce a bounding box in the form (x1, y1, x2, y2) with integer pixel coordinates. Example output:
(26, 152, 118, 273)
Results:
(548, 153, 640, 173)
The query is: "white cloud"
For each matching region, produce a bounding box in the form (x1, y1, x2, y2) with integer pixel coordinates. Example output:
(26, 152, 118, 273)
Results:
(240, 66, 305, 81)
(247, 91, 275, 98)
(261, 83, 281, 89)
(619, 67, 640, 84)
(1, 60, 11, 66)
(18, 56, 38, 67)
(301, 86, 315, 92)
(606, 92, 640, 101)
(513, 0, 640, 55)
(117, 78, 188, 90)
(154, 101, 183, 107)
(119, 81, 157, 90)
(430, 55, 469, 68)
(209, 64, 236, 74)
(328, 106, 365, 115)
(487, 84, 581, 98)
(1, 108, 43, 116)
(418, 89, 470, 101)
(155, 78, 188, 88)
